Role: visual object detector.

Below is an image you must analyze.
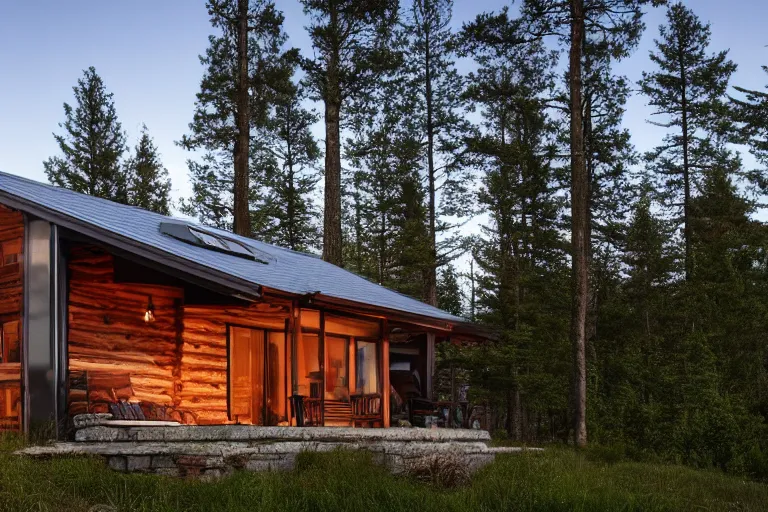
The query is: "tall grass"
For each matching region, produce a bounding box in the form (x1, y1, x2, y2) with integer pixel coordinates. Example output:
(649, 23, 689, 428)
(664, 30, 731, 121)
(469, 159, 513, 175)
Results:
(1, 434, 766, 511)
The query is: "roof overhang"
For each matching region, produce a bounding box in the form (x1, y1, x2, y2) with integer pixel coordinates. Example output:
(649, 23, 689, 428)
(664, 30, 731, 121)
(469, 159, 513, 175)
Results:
(264, 287, 493, 340)
(0, 187, 492, 340)
(0, 189, 262, 301)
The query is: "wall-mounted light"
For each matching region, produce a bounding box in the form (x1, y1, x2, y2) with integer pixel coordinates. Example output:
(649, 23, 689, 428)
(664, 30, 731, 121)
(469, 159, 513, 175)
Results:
(144, 295, 156, 323)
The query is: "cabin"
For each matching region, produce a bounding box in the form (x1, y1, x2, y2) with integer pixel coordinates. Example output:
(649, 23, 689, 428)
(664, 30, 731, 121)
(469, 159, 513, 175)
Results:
(0, 171, 488, 437)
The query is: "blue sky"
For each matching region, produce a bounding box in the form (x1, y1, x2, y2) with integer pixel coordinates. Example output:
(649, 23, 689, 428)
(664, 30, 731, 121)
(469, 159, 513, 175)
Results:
(1, 0, 766, 207)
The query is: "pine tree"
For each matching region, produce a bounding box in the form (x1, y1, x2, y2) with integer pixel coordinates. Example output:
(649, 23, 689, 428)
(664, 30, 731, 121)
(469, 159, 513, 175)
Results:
(180, 0, 292, 234)
(403, 0, 474, 306)
(517, 0, 656, 447)
(125, 125, 172, 215)
(44, 66, 128, 202)
(589, 190, 677, 451)
(257, 78, 321, 251)
(462, 22, 570, 440)
(343, 46, 433, 297)
(638, 2, 738, 280)
(578, 39, 638, 256)
(345, 121, 407, 286)
(732, 66, 768, 193)
(559, 38, 640, 396)
(300, 0, 399, 266)
(437, 264, 464, 317)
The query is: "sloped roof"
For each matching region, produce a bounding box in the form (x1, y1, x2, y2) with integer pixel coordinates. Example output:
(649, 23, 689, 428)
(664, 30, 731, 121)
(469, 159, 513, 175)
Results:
(0, 171, 471, 328)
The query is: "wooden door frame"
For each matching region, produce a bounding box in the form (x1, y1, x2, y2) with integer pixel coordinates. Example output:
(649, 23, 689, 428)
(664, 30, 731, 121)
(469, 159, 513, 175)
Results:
(226, 323, 288, 425)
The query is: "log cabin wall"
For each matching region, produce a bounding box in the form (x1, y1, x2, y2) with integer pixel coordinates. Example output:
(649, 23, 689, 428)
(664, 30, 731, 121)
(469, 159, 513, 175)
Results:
(180, 302, 289, 424)
(67, 245, 185, 420)
(66, 243, 291, 425)
(0, 205, 23, 432)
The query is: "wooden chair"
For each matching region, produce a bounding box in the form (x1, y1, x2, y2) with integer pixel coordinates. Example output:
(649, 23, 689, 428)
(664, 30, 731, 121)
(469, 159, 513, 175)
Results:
(351, 393, 382, 428)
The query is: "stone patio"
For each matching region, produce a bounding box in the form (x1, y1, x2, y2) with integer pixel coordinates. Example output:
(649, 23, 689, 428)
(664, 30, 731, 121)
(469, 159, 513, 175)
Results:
(16, 415, 534, 479)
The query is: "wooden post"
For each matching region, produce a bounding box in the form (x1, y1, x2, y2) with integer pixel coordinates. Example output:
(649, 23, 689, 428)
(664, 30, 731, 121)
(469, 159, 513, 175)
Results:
(289, 301, 298, 426)
(381, 318, 390, 428)
(348, 338, 356, 396)
(450, 361, 456, 429)
(426, 333, 435, 400)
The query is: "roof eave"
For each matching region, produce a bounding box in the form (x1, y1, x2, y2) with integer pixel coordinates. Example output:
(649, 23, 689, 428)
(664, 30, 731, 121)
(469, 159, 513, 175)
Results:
(0, 189, 262, 301)
(276, 289, 491, 339)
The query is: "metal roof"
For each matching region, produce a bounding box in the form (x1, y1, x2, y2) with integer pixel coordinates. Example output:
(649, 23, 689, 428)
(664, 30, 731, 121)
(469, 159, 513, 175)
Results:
(0, 171, 470, 327)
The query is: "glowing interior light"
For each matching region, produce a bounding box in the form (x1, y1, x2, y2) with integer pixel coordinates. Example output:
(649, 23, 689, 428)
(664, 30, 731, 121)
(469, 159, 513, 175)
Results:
(144, 295, 156, 323)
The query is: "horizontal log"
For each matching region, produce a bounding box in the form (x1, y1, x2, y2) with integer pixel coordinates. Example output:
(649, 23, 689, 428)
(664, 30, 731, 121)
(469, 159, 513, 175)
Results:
(69, 327, 176, 347)
(177, 398, 228, 410)
(178, 370, 227, 383)
(180, 343, 227, 358)
(69, 359, 174, 376)
(69, 348, 176, 368)
(70, 283, 183, 301)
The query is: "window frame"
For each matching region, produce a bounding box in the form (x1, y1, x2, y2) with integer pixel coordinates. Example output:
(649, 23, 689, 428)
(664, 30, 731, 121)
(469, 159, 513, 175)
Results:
(354, 337, 382, 397)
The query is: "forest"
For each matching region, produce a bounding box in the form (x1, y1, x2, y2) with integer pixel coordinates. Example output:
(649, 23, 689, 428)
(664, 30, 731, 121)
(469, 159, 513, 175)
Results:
(41, 0, 768, 480)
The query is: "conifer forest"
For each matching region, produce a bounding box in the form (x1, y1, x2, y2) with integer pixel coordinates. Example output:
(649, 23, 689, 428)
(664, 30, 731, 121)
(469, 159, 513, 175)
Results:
(40, 0, 768, 479)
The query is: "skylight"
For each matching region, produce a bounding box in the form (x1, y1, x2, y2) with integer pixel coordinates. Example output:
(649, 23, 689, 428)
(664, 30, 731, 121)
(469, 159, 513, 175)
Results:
(159, 222, 268, 263)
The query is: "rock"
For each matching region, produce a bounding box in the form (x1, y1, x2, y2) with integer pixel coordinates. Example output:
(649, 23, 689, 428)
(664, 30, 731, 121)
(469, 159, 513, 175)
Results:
(107, 456, 126, 472)
(72, 414, 113, 429)
(126, 456, 151, 472)
(150, 456, 175, 469)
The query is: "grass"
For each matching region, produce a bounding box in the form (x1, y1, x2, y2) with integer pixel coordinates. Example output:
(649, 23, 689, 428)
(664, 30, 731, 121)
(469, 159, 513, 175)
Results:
(1, 435, 767, 511)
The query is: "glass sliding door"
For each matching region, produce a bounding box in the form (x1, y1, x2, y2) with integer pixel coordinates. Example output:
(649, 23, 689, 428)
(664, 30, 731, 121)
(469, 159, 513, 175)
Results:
(267, 331, 287, 425)
(229, 327, 265, 425)
(296, 333, 321, 399)
(229, 326, 287, 426)
(325, 336, 349, 401)
(356, 340, 379, 395)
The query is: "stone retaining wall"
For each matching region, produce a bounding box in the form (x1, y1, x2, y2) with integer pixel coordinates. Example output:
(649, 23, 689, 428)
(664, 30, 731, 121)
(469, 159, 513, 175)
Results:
(18, 415, 531, 479)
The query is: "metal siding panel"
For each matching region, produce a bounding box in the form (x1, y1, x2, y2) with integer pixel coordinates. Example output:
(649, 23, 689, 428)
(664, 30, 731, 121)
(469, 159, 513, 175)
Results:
(24, 219, 57, 430)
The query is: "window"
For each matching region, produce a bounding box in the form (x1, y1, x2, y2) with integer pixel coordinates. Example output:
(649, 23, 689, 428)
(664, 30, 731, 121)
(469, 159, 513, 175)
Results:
(325, 336, 349, 401)
(0, 240, 20, 267)
(296, 333, 321, 398)
(0, 321, 20, 364)
(356, 340, 379, 395)
(159, 222, 270, 263)
(192, 229, 229, 251)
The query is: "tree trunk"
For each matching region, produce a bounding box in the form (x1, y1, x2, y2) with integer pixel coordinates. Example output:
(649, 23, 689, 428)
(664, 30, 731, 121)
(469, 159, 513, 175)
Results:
(568, 0, 588, 448)
(679, 47, 692, 281)
(232, 0, 250, 237)
(285, 108, 296, 251)
(424, 26, 438, 306)
(323, 62, 343, 266)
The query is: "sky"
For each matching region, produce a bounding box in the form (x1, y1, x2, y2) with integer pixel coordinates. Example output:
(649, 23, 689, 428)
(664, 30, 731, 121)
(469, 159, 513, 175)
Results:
(1, 0, 767, 215)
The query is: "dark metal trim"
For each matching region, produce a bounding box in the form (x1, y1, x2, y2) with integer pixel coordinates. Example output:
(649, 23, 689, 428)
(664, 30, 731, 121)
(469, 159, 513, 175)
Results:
(23, 218, 57, 432)
(53, 225, 69, 439)
(21, 213, 29, 433)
